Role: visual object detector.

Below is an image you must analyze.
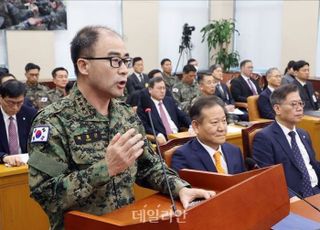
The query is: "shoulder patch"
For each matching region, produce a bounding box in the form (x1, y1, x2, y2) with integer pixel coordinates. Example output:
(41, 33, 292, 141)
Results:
(31, 126, 50, 143)
(172, 88, 179, 93)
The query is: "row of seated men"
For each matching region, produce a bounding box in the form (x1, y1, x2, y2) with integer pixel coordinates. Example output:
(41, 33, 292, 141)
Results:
(0, 63, 71, 166)
(1, 56, 320, 201)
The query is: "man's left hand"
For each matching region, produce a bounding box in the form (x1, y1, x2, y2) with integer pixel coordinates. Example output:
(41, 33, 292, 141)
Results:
(178, 187, 216, 209)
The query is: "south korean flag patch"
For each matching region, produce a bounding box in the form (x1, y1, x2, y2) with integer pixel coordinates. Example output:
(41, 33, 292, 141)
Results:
(31, 126, 50, 143)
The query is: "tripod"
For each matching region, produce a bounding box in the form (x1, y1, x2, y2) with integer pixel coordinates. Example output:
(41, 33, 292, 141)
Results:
(173, 44, 192, 76)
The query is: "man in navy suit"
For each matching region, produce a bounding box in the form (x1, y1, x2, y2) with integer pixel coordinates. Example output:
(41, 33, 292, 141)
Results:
(231, 60, 262, 102)
(171, 95, 245, 174)
(291, 60, 319, 111)
(137, 76, 191, 144)
(126, 57, 149, 106)
(258, 67, 282, 119)
(0, 80, 37, 166)
(253, 84, 320, 199)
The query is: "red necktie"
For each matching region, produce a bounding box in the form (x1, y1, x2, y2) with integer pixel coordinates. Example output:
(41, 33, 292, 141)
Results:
(158, 102, 173, 135)
(8, 116, 19, 155)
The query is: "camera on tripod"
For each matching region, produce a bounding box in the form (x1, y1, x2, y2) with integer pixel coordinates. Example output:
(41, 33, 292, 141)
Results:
(183, 23, 195, 36)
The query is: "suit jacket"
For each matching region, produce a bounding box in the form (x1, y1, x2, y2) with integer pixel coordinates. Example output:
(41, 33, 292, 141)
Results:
(231, 75, 262, 102)
(253, 121, 320, 197)
(292, 79, 319, 111)
(281, 73, 295, 85)
(137, 95, 191, 137)
(126, 73, 150, 106)
(214, 83, 234, 105)
(171, 138, 246, 174)
(257, 87, 275, 119)
(0, 105, 37, 159)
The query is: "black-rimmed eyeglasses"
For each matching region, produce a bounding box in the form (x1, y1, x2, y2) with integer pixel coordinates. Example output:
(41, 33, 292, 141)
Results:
(80, 56, 133, 68)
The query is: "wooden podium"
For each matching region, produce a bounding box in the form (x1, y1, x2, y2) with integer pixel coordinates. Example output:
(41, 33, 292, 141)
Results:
(65, 165, 289, 230)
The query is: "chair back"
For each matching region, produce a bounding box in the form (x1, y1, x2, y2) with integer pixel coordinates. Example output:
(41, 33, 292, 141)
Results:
(241, 121, 273, 158)
(247, 95, 260, 121)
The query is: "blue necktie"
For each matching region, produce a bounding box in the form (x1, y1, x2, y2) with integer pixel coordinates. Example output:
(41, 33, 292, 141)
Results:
(288, 131, 313, 197)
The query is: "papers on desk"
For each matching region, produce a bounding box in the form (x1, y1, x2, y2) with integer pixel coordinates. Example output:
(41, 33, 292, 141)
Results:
(272, 212, 320, 229)
(227, 125, 243, 134)
(227, 108, 244, 115)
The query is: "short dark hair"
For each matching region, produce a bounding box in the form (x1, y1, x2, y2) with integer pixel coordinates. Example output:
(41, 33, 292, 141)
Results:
(189, 95, 227, 122)
(148, 76, 164, 88)
(284, 60, 295, 74)
(183, 64, 197, 74)
(197, 73, 212, 84)
(25, 63, 40, 72)
(0, 67, 9, 77)
(187, 58, 196, 65)
(51, 67, 68, 78)
(240, 59, 252, 68)
(132, 57, 143, 66)
(161, 58, 171, 66)
(148, 69, 162, 79)
(293, 60, 309, 71)
(70, 25, 120, 76)
(0, 80, 26, 98)
(270, 84, 299, 107)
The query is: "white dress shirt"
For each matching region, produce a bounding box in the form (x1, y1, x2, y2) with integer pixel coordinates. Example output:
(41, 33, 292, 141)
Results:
(197, 138, 229, 174)
(277, 121, 318, 187)
(1, 106, 21, 154)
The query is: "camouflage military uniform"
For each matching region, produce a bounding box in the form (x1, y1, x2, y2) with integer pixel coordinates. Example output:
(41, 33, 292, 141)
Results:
(48, 88, 65, 103)
(25, 83, 51, 110)
(28, 83, 189, 230)
(162, 73, 178, 90)
(172, 81, 201, 113)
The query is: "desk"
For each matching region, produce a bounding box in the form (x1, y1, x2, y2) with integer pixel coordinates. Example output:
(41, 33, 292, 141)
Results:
(0, 165, 49, 230)
(168, 125, 244, 152)
(290, 194, 320, 222)
(297, 115, 320, 160)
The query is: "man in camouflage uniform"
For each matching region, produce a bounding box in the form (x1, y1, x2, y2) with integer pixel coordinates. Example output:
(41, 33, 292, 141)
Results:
(161, 58, 178, 90)
(28, 26, 214, 230)
(48, 67, 68, 103)
(24, 62, 50, 110)
(172, 64, 201, 113)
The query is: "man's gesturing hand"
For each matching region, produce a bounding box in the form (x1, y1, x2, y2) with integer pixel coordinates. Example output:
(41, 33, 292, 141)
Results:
(106, 128, 144, 176)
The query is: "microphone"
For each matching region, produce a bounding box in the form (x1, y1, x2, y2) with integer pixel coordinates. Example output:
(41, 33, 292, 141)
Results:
(145, 108, 177, 214)
(246, 158, 320, 213)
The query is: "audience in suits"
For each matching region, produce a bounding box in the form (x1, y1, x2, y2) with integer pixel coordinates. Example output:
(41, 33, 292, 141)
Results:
(258, 67, 282, 119)
(137, 76, 191, 144)
(0, 80, 37, 166)
(231, 60, 262, 102)
(253, 84, 320, 199)
(172, 64, 200, 113)
(171, 95, 245, 174)
(281, 60, 295, 85)
(292, 60, 319, 111)
(126, 57, 150, 107)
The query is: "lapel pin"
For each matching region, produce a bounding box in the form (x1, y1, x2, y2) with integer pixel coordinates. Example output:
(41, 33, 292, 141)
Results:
(23, 117, 26, 120)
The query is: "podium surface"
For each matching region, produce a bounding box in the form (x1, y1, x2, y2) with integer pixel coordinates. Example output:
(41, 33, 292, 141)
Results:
(65, 165, 289, 230)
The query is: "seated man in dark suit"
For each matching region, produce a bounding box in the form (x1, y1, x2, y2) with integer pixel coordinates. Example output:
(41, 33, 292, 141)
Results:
(137, 76, 191, 144)
(126, 57, 149, 106)
(253, 84, 320, 199)
(171, 95, 245, 174)
(0, 80, 37, 166)
(292, 60, 319, 111)
(231, 59, 262, 102)
(258, 67, 282, 119)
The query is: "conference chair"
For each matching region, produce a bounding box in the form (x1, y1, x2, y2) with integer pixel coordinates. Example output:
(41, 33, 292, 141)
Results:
(241, 121, 273, 159)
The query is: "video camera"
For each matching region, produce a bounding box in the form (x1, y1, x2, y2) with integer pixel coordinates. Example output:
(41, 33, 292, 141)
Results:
(183, 23, 195, 36)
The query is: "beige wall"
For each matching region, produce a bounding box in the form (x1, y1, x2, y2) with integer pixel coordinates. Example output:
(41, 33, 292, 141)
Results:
(7, 31, 55, 81)
(122, 1, 159, 73)
(209, 0, 234, 20)
(281, 1, 319, 76)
